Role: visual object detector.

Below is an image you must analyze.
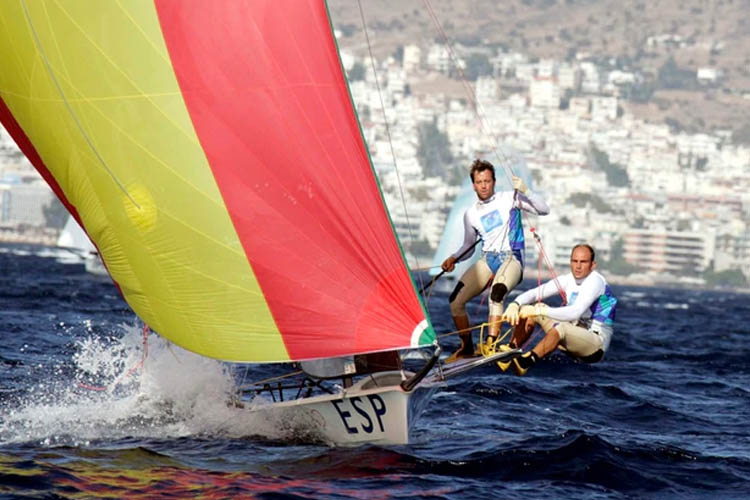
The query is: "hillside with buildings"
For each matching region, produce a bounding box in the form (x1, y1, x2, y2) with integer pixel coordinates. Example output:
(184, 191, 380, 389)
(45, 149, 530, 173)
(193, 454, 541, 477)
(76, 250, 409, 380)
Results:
(2, 1, 749, 289)
(329, 0, 750, 135)
(325, 0, 750, 288)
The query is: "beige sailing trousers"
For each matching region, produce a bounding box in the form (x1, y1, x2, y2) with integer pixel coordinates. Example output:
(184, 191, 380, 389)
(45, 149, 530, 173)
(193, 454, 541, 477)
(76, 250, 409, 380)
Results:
(449, 254, 522, 317)
(538, 317, 603, 359)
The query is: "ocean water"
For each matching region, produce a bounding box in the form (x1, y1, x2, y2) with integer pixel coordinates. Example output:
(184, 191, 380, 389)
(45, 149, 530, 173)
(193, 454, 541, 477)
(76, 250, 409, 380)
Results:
(1, 244, 749, 499)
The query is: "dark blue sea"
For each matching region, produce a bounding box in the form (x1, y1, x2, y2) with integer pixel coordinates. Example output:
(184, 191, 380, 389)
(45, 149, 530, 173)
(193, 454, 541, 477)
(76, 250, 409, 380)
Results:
(1, 244, 749, 499)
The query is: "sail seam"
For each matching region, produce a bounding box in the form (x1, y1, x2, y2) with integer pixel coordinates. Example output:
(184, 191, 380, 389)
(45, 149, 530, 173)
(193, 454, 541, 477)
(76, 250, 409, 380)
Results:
(19, 0, 141, 210)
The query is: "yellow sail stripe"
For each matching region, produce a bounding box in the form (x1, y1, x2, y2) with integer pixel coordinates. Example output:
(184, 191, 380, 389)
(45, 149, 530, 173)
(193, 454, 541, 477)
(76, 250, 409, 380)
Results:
(0, 1, 288, 361)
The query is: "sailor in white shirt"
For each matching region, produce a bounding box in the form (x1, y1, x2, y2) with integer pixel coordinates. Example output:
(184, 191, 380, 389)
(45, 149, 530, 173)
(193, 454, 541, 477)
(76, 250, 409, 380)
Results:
(441, 159, 549, 362)
(501, 244, 618, 375)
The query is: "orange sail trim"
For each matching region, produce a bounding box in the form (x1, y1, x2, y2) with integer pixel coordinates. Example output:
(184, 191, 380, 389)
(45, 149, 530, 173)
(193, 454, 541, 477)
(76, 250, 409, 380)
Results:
(154, 0, 432, 359)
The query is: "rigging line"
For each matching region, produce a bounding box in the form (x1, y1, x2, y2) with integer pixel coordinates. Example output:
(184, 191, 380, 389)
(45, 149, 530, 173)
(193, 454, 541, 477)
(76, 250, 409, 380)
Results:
(418, 236, 480, 295)
(436, 323, 510, 341)
(531, 228, 567, 304)
(20, 0, 140, 210)
(356, 0, 425, 290)
(420, 0, 515, 185)
(240, 370, 305, 388)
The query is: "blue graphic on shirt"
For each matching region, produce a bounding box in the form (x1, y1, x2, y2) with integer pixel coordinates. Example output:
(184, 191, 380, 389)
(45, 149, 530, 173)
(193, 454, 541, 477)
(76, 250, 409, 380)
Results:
(480, 210, 503, 233)
(569, 291, 578, 305)
(590, 285, 617, 325)
(508, 207, 525, 267)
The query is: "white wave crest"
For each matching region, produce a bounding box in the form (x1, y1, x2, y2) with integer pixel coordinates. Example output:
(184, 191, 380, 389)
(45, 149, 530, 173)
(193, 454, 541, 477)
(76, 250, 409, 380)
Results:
(0, 323, 283, 446)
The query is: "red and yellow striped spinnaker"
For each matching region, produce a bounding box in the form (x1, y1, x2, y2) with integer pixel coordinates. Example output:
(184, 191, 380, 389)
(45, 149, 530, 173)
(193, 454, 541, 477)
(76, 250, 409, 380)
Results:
(0, 0, 435, 362)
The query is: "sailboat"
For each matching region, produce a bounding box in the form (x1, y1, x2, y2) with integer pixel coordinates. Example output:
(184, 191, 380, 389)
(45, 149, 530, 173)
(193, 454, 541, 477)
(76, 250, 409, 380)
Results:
(57, 215, 108, 276)
(0, 1, 517, 445)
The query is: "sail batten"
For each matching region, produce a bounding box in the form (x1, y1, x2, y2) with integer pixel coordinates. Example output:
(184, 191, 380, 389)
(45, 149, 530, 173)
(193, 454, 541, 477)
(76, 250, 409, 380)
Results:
(0, 0, 434, 362)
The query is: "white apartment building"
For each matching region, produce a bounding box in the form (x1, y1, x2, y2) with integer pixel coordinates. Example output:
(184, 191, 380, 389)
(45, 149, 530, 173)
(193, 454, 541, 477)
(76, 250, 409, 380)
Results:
(0, 182, 54, 227)
(714, 232, 750, 278)
(529, 78, 561, 108)
(386, 67, 406, 99)
(675, 132, 719, 158)
(492, 52, 527, 78)
(557, 64, 581, 91)
(402, 44, 421, 73)
(568, 97, 590, 117)
(515, 62, 536, 83)
(536, 59, 557, 78)
(475, 76, 498, 105)
(666, 194, 743, 221)
(590, 96, 618, 122)
(607, 70, 637, 87)
(426, 44, 450, 73)
(696, 67, 720, 85)
(621, 229, 714, 275)
(580, 62, 601, 93)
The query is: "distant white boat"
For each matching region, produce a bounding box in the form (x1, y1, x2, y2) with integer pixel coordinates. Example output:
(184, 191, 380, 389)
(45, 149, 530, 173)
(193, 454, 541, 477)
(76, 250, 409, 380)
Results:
(56, 216, 108, 276)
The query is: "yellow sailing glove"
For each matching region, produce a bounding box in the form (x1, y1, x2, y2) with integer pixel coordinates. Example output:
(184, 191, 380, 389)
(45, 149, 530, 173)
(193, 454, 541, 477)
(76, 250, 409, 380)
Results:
(519, 303, 549, 319)
(512, 175, 528, 195)
(502, 301, 520, 325)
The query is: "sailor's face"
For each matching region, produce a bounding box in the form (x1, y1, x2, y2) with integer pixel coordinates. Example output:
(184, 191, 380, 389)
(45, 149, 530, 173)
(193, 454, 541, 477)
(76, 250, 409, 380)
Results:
(570, 246, 595, 280)
(472, 170, 495, 201)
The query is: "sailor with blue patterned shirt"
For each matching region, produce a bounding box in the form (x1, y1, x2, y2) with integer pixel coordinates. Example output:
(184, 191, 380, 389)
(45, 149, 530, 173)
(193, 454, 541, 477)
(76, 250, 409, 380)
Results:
(501, 244, 618, 375)
(441, 159, 549, 363)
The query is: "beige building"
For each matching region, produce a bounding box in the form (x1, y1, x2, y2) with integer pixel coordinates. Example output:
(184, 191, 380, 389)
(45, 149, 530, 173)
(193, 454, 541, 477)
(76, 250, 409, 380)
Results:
(622, 229, 714, 275)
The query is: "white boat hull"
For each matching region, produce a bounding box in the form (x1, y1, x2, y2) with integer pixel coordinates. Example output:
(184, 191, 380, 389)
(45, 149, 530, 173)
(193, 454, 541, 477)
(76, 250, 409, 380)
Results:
(242, 371, 434, 445)
(235, 351, 517, 446)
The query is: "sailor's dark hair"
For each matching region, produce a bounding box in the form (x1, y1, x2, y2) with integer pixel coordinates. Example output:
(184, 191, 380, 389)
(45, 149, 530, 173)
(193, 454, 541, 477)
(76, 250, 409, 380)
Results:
(571, 243, 596, 262)
(469, 159, 496, 182)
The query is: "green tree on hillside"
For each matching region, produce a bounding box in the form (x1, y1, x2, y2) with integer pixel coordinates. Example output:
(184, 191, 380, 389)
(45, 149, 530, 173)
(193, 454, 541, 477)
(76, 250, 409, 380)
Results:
(464, 54, 493, 81)
(657, 56, 697, 90)
(703, 268, 748, 288)
(589, 145, 629, 187)
(43, 197, 68, 229)
(607, 237, 642, 275)
(417, 119, 456, 182)
(348, 62, 366, 81)
(567, 192, 615, 213)
(731, 123, 750, 146)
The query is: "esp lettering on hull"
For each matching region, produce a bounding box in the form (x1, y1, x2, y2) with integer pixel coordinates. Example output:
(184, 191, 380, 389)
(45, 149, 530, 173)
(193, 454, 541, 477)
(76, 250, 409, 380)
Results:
(331, 394, 387, 434)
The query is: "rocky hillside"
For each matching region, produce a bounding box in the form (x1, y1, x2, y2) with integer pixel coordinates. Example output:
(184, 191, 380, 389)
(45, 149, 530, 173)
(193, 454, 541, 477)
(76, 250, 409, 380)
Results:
(328, 0, 750, 135)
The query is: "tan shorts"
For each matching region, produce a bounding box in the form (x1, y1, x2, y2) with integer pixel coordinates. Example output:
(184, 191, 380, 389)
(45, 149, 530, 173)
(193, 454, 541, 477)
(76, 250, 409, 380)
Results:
(538, 317, 603, 360)
(449, 255, 522, 317)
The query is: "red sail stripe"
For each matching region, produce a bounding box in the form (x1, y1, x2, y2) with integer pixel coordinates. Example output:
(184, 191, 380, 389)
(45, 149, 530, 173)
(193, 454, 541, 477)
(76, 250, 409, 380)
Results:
(154, 0, 425, 359)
